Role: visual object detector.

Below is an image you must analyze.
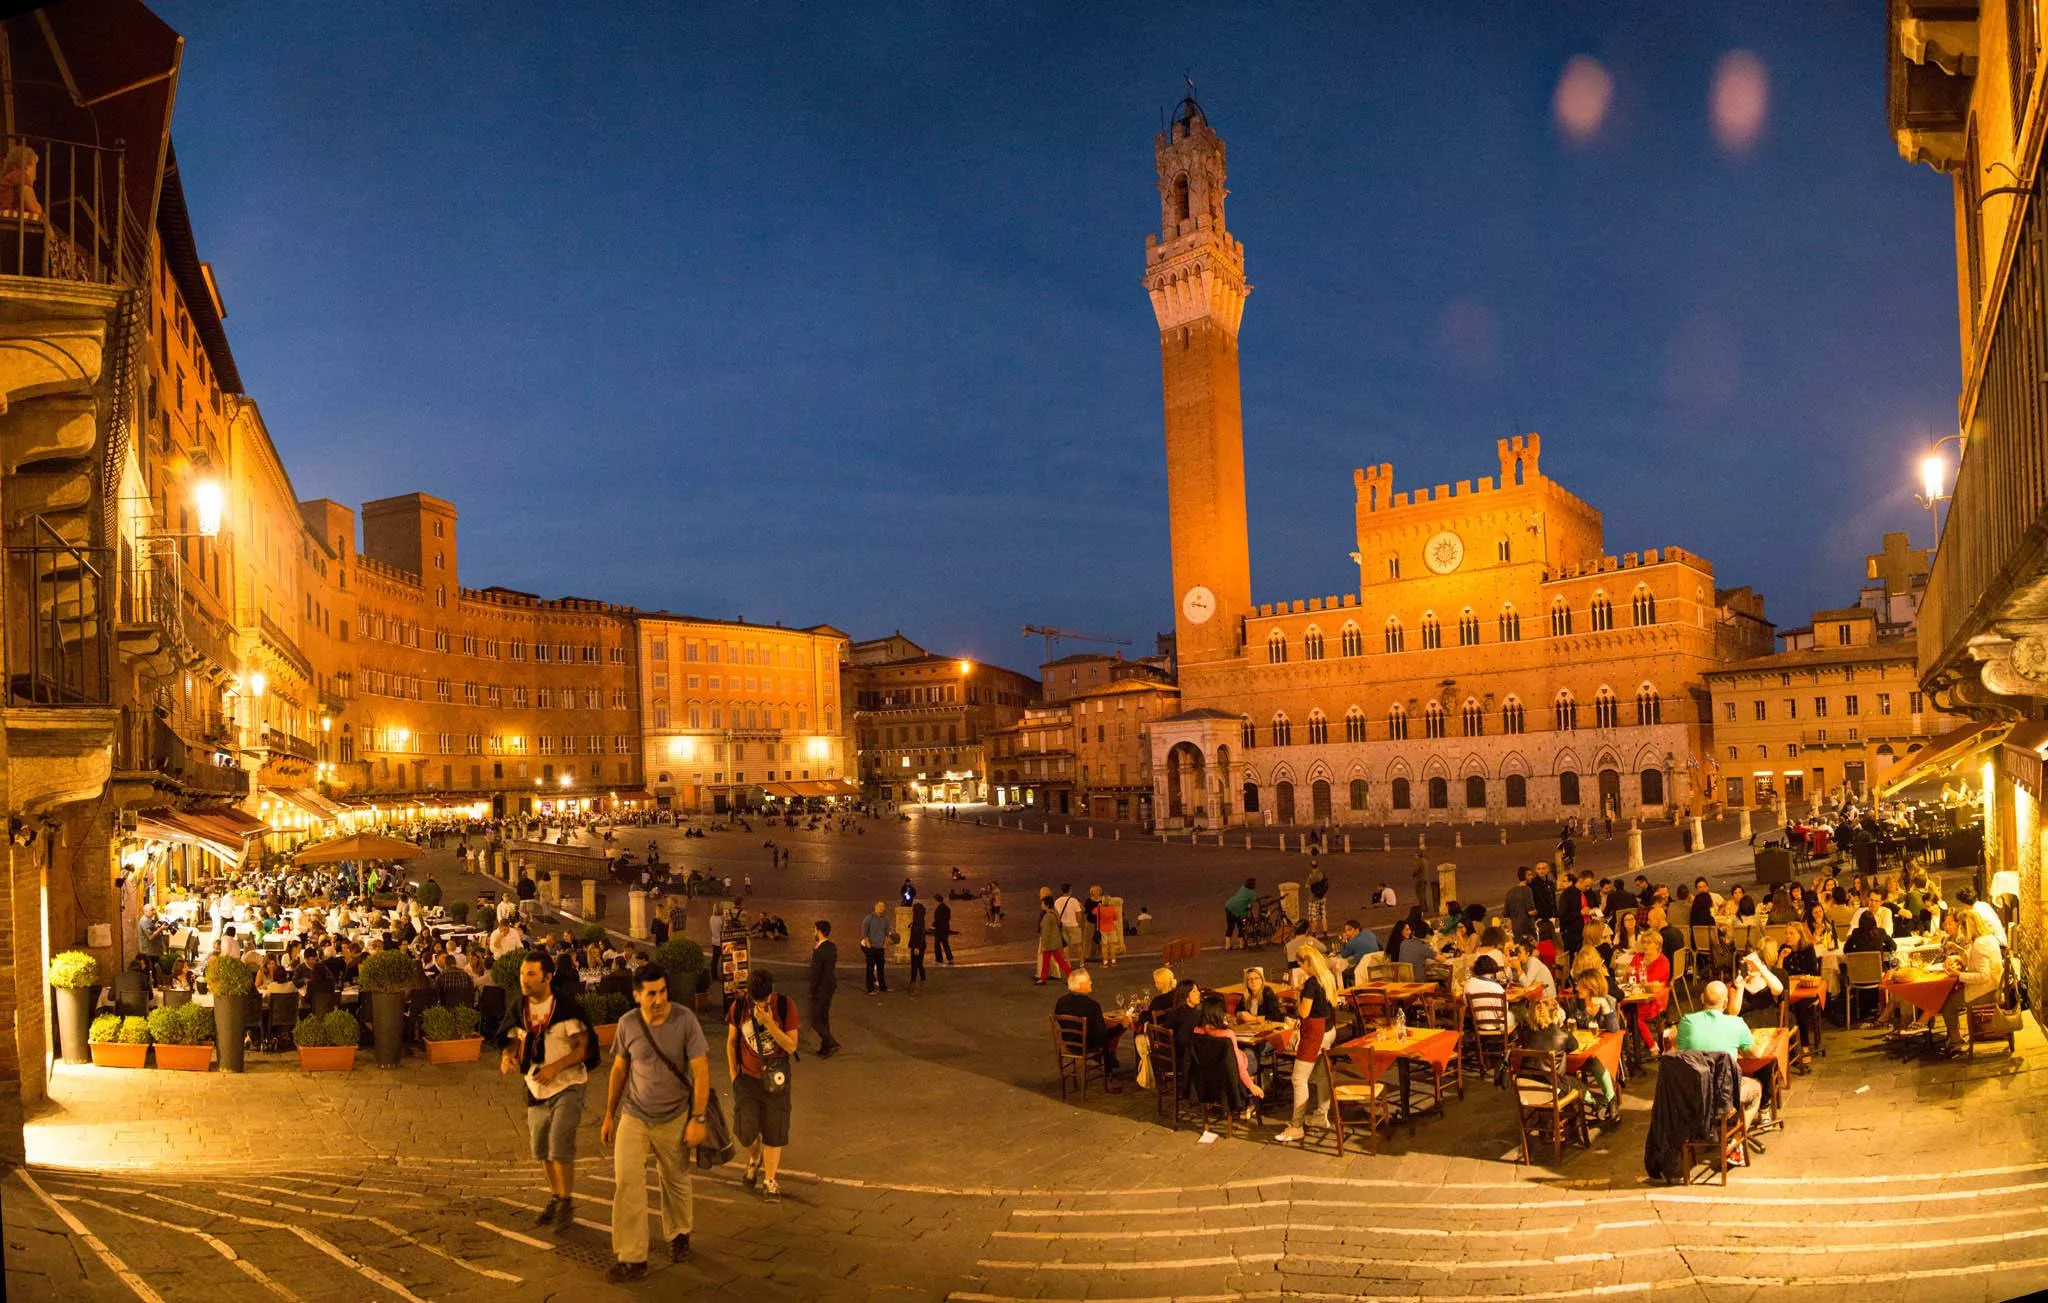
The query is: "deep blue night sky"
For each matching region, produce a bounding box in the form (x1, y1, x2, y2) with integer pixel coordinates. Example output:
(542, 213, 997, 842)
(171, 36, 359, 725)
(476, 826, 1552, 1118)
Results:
(157, 2, 1959, 674)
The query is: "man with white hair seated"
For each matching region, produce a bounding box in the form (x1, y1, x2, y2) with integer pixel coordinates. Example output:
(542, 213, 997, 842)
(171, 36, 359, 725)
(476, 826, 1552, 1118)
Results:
(1675, 980, 1762, 1113)
(1052, 968, 1124, 1094)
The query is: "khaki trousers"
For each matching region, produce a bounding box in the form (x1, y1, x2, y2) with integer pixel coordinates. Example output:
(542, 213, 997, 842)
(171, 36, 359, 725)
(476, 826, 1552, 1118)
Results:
(611, 1112, 693, 1263)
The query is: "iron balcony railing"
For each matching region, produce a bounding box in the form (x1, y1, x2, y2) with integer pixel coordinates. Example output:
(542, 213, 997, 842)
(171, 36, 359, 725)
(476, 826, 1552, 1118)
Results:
(4, 517, 111, 707)
(0, 132, 130, 287)
(1928, 158, 2048, 682)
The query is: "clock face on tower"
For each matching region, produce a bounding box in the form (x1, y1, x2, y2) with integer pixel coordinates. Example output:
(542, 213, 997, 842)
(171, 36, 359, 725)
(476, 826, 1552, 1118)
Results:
(1182, 585, 1216, 625)
(1424, 531, 1466, 575)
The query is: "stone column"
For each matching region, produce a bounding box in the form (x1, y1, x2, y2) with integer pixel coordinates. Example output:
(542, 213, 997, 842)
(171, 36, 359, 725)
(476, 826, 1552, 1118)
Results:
(628, 889, 649, 941)
(581, 877, 598, 920)
(1738, 807, 1752, 840)
(1627, 821, 1644, 870)
(1689, 814, 1706, 852)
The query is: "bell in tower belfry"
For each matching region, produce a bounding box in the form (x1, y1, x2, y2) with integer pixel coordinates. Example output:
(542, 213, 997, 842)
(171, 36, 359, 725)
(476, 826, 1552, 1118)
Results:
(1147, 94, 1252, 670)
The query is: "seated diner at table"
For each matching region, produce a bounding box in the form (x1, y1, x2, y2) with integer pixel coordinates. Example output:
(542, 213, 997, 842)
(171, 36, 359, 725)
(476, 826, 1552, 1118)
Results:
(1509, 940, 1557, 1001)
(1237, 967, 1286, 1022)
(1735, 944, 1786, 1030)
(1675, 981, 1763, 1114)
(1394, 921, 1436, 979)
(1052, 969, 1123, 1092)
(1521, 996, 1619, 1124)
(1193, 993, 1264, 1119)
(1936, 912, 2005, 1056)
(1619, 932, 1670, 1049)
(1841, 911, 1896, 967)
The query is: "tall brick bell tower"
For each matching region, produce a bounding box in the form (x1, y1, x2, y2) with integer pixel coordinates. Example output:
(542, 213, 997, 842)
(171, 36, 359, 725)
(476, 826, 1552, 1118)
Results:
(1147, 95, 1252, 672)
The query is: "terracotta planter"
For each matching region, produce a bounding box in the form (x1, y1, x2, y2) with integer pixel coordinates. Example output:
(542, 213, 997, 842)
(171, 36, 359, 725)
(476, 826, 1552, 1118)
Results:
(153, 1043, 214, 1072)
(298, 1045, 358, 1072)
(595, 1023, 618, 1050)
(423, 1035, 483, 1065)
(89, 1042, 149, 1069)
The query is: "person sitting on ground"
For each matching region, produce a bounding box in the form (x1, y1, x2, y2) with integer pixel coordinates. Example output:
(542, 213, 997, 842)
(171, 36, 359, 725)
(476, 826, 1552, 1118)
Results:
(1675, 981, 1762, 1115)
(1237, 967, 1285, 1022)
(1053, 969, 1123, 1092)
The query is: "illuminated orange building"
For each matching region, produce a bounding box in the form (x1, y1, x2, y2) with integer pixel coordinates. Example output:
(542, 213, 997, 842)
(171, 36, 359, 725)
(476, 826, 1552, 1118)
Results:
(1140, 98, 1776, 829)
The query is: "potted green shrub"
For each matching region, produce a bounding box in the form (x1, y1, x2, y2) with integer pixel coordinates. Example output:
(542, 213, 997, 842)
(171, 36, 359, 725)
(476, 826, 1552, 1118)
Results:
(416, 879, 443, 909)
(87, 1013, 150, 1069)
(491, 947, 527, 994)
(585, 991, 630, 1049)
(577, 922, 608, 946)
(446, 901, 470, 925)
(357, 950, 421, 1067)
(654, 938, 708, 1009)
(49, 950, 101, 1065)
(147, 1002, 214, 1072)
(422, 1004, 483, 1065)
(294, 1009, 359, 1072)
(204, 955, 256, 1073)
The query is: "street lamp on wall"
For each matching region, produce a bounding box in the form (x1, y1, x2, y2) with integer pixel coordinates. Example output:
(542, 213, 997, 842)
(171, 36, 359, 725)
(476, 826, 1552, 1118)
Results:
(1915, 433, 1966, 553)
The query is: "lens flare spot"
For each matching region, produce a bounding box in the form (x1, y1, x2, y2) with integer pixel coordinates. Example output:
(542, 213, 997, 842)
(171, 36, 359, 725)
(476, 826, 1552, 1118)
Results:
(1553, 55, 1613, 145)
(1711, 50, 1768, 155)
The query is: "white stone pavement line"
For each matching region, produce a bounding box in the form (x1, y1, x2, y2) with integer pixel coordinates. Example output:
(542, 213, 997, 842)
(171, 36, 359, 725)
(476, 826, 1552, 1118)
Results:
(1060, 1223, 2048, 1267)
(949, 1286, 1664, 1303)
(474, 1220, 554, 1250)
(1695, 1251, 2048, 1290)
(52, 1194, 302, 1302)
(38, 1178, 487, 1298)
(11, 1170, 165, 1303)
(979, 1247, 1672, 1273)
(1006, 1174, 2048, 1217)
(993, 1220, 1584, 1241)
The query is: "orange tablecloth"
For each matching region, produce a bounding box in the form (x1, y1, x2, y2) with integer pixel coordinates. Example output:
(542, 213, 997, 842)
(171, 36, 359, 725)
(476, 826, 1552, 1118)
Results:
(1787, 975, 1827, 1009)
(1337, 1026, 1459, 1071)
(1505, 984, 1547, 1004)
(1881, 970, 1957, 1020)
(1566, 1029, 1624, 1081)
(1348, 980, 1439, 1003)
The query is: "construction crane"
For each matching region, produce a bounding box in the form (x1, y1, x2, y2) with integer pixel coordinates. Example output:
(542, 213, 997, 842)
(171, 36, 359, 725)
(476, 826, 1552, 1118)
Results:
(1021, 624, 1131, 664)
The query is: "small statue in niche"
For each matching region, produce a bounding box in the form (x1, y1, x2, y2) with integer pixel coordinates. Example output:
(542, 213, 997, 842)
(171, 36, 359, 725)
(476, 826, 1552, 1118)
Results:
(0, 140, 42, 218)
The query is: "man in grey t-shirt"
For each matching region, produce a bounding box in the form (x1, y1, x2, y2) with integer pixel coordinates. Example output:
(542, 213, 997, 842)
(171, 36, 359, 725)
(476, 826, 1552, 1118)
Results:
(600, 964, 710, 1283)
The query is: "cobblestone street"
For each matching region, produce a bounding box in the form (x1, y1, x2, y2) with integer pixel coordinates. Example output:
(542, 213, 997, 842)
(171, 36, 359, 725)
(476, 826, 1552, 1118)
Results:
(8, 822, 2048, 1302)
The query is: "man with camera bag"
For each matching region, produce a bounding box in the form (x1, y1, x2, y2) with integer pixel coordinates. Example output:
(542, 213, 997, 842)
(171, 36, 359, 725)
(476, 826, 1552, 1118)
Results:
(599, 963, 710, 1283)
(728, 969, 799, 1200)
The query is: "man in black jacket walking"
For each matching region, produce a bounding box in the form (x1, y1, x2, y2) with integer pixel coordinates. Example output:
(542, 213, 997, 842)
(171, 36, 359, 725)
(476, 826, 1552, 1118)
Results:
(808, 920, 841, 1058)
(931, 894, 955, 966)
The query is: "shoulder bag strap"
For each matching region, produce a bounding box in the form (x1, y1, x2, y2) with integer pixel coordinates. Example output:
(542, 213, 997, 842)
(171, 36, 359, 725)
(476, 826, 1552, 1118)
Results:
(633, 1013, 695, 1094)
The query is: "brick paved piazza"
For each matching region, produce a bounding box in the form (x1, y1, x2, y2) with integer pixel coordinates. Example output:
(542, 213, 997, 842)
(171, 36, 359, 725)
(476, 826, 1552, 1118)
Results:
(7, 813, 2048, 1302)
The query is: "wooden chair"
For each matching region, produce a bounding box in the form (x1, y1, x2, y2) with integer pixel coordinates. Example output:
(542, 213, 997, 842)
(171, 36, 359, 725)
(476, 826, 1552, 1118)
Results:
(1508, 1048, 1589, 1164)
(1345, 988, 1389, 1041)
(1323, 1051, 1394, 1155)
(1386, 962, 1416, 982)
(1052, 1014, 1107, 1101)
(1689, 925, 1724, 982)
(1668, 946, 1697, 1010)
(1841, 950, 1886, 1027)
(1142, 1027, 1181, 1126)
(1180, 1034, 1246, 1138)
(1465, 991, 1512, 1081)
(1408, 1030, 1466, 1113)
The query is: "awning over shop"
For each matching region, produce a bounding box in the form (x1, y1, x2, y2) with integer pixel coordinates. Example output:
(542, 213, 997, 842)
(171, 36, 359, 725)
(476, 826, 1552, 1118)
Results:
(1876, 721, 2011, 799)
(260, 786, 342, 823)
(762, 778, 859, 799)
(133, 808, 263, 868)
(606, 789, 654, 803)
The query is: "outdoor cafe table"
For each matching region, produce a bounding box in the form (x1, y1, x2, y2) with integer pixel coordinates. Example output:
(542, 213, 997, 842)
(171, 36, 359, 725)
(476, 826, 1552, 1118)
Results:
(1881, 966, 1958, 1024)
(1504, 984, 1547, 1005)
(1344, 980, 1438, 1008)
(1565, 1028, 1624, 1084)
(1335, 1026, 1460, 1127)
